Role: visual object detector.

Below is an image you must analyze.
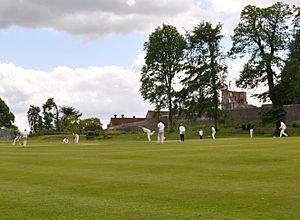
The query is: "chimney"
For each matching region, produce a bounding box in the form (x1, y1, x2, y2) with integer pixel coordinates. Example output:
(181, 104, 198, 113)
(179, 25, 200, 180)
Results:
(114, 114, 117, 118)
(121, 114, 124, 118)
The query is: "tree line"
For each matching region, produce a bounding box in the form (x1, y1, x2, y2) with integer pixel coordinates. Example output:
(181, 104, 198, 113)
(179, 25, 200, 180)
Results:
(140, 2, 300, 130)
(27, 97, 102, 134)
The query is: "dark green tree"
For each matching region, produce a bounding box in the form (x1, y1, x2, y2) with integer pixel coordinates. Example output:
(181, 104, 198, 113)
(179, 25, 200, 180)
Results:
(229, 2, 293, 105)
(27, 105, 43, 133)
(140, 24, 185, 130)
(43, 98, 59, 131)
(0, 98, 15, 128)
(60, 106, 82, 118)
(180, 22, 227, 129)
(274, 30, 300, 104)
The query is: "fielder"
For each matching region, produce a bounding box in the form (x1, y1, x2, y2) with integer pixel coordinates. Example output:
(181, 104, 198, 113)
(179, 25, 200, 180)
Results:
(279, 121, 288, 137)
(211, 126, 216, 139)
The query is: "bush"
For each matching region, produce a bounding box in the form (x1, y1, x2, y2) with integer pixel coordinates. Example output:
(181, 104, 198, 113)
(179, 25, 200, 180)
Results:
(259, 106, 286, 126)
(86, 130, 101, 140)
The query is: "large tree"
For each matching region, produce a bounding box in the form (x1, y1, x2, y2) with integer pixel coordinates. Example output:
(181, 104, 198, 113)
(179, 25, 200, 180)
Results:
(229, 2, 293, 105)
(140, 24, 185, 130)
(0, 98, 15, 128)
(43, 98, 60, 131)
(180, 22, 227, 129)
(274, 30, 300, 104)
(27, 105, 43, 133)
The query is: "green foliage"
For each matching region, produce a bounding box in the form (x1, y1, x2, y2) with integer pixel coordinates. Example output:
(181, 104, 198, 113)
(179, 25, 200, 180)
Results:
(179, 22, 227, 129)
(27, 105, 43, 133)
(80, 117, 103, 132)
(42, 98, 59, 131)
(60, 115, 80, 133)
(0, 97, 15, 128)
(259, 106, 286, 125)
(60, 105, 82, 132)
(274, 30, 300, 104)
(140, 24, 186, 130)
(230, 2, 293, 104)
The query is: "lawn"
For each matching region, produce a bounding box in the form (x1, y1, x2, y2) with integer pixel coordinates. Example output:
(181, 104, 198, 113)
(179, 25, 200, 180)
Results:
(0, 137, 300, 219)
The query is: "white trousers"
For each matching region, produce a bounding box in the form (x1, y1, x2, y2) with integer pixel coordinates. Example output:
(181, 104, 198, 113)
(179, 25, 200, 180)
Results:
(280, 129, 288, 137)
(157, 132, 164, 144)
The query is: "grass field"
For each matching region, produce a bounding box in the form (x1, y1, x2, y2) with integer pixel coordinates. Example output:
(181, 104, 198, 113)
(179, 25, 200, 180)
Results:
(0, 137, 300, 219)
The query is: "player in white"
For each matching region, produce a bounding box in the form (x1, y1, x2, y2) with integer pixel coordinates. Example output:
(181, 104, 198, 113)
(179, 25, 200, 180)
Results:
(63, 137, 69, 144)
(21, 129, 29, 147)
(199, 129, 204, 139)
(140, 126, 155, 141)
(211, 126, 216, 139)
(12, 134, 21, 145)
(157, 121, 165, 144)
(279, 121, 288, 137)
(179, 123, 186, 142)
(249, 125, 254, 138)
(74, 133, 80, 144)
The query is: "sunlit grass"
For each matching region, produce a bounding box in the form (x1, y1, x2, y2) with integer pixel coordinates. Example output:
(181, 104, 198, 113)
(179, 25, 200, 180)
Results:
(0, 137, 300, 219)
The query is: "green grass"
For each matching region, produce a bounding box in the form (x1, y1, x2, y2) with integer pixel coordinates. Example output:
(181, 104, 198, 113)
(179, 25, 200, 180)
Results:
(0, 137, 300, 219)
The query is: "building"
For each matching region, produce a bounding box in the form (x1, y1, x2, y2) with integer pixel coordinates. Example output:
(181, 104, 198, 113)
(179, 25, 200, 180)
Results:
(107, 114, 145, 129)
(222, 89, 249, 110)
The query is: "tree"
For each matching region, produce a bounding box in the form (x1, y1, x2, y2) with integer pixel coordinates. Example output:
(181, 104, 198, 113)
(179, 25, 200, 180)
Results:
(60, 106, 82, 132)
(43, 98, 60, 131)
(273, 30, 300, 104)
(229, 2, 293, 105)
(80, 117, 103, 132)
(180, 22, 227, 129)
(60, 106, 82, 118)
(61, 115, 80, 133)
(0, 98, 15, 128)
(140, 24, 185, 130)
(27, 105, 43, 133)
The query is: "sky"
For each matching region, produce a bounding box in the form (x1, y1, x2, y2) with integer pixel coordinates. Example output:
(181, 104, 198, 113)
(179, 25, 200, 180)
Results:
(0, 0, 298, 130)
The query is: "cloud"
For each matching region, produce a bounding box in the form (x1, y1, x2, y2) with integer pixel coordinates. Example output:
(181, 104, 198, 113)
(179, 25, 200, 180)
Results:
(0, 55, 151, 130)
(0, 0, 196, 38)
(1, 0, 298, 39)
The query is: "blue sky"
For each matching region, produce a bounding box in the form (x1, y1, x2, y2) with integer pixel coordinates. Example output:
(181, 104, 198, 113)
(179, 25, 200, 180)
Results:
(0, 27, 146, 70)
(0, 0, 297, 130)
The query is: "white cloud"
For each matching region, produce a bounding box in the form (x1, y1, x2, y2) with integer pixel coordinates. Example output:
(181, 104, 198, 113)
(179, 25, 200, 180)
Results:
(0, 0, 298, 39)
(0, 55, 151, 130)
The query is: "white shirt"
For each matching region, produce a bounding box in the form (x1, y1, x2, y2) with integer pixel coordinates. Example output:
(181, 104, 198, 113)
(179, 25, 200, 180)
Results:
(199, 130, 203, 136)
(157, 122, 165, 133)
(280, 121, 286, 130)
(179, 125, 185, 134)
(212, 127, 216, 134)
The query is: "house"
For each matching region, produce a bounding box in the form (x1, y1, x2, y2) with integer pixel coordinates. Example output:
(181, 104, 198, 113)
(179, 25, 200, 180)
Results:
(107, 114, 146, 129)
(222, 89, 255, 109)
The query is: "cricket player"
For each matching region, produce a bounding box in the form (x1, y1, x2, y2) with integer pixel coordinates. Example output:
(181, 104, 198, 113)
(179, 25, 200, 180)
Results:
(199, 129, 204, 139)
(63, 137, 69, 144)
(211, 126, 216, 139)
(12, 135, 21, 145)
(21, 129, 28, 147)
(157, 120, 165, 144)
(140, 126, 155, 141)
(179, 123, 186, 142)
(74, 133, 80, 144)
(279, 121, 288, 137)
(250, 126, 254, 138)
